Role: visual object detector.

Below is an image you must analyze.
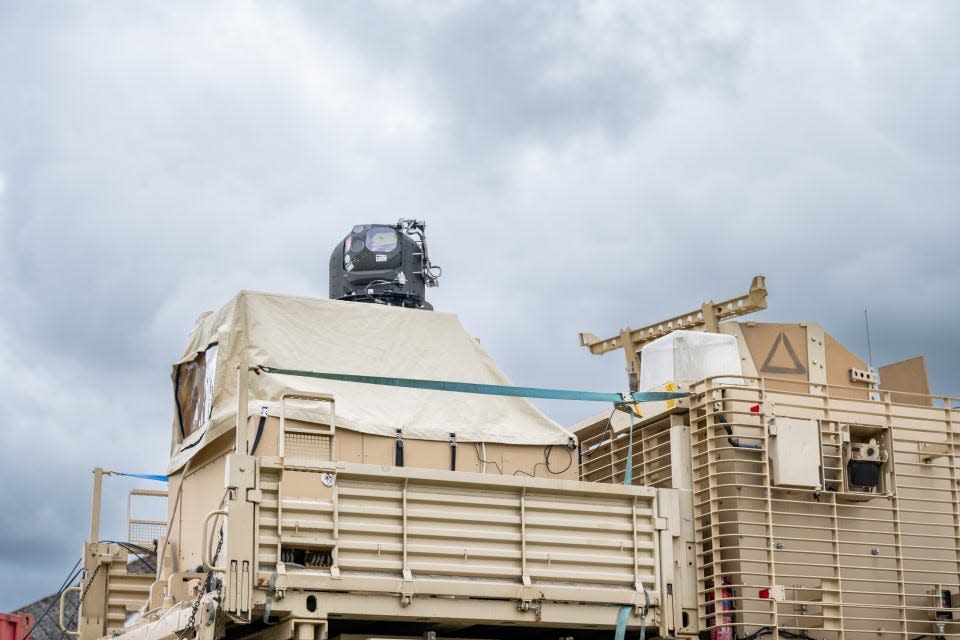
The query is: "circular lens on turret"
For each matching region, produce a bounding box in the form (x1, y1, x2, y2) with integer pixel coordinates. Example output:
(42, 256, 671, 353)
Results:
(365, 227, 398, 252)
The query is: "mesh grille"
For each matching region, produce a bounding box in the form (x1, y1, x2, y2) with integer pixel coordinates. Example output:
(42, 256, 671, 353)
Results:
(128, 520, 166, 545)
(285, 432, 332, 460)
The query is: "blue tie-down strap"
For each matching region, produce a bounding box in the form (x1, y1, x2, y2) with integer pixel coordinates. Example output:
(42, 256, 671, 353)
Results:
(109, 471, 169, 482)
(257, 366, 689, 403)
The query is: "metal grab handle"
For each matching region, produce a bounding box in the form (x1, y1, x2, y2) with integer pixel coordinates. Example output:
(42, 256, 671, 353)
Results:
(59, 585, 82, 636)
(202, 510, 228, 572)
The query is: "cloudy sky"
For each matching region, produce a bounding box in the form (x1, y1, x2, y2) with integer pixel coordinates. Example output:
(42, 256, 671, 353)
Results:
(1, 0, 958, 611)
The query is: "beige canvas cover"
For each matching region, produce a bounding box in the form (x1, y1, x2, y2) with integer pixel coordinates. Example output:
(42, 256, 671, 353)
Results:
(169, 291, 571, 470)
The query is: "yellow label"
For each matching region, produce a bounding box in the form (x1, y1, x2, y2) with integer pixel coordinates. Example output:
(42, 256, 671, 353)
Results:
(664, 381, 677, 409)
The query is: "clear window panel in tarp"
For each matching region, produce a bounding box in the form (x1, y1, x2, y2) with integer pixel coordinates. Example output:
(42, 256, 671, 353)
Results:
(176, 344, 218, 438)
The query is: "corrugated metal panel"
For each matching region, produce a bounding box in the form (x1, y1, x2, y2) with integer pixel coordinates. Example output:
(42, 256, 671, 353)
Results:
(689, 377, 960, 640)
(256, 461, 662, 611)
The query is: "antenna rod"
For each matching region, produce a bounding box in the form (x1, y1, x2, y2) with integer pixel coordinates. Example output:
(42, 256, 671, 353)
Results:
(864, 309, 874, 368)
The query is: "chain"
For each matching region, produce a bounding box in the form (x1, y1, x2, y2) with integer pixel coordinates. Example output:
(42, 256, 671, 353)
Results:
(181, 587, 203, 639)
(180, 522, 225, 640)
(78, 563, 103, 605)
(213, 577, 224, 638)
(59, 562, 105, 635)
(209, 525, 225, 639)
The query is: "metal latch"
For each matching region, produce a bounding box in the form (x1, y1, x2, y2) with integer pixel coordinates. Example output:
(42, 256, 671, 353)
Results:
(517, 586, 543, 621)
(399, 581, 414, 607)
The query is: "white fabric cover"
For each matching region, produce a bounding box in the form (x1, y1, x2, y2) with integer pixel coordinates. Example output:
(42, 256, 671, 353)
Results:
(638, 330, 743, 391)
(169, 291, 571, 471)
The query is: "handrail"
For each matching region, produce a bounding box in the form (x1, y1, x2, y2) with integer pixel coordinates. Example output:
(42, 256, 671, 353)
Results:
(59, 585, 81, 636)
(279, 392, 336, 460)
(201, 510, 228, 572)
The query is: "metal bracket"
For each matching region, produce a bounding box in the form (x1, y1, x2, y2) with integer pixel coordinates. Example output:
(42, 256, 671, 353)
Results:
(517, 587, 543, 621)
(579, 277, 768, 379)
(636, 587, 661, 614)
(850, 367, 878, 384)
(399, 581, 414, 607)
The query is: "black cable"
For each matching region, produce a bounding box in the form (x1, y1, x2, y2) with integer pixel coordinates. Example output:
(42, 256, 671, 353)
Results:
(737, 627, 819, 640)
(544, 444, 573, 475)
(515, 444, 574, 477)
(111, 541, 156, 555)
(24, 542, 156, 640)
(717, 413, 761, 449)
(18, 559, 83, 640)
(473, 442, 503, 475)
(583, 406, 620, 458)
(737, 627, 773, 640)
(63, 566, 101, 640)
(99, 540, 157, 574)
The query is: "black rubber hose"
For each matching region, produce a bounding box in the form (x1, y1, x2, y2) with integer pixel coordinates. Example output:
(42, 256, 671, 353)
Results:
(717, 413, 761, 449)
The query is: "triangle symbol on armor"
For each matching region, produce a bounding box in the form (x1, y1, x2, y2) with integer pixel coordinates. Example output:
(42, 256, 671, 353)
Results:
(760, 331, 807, 374)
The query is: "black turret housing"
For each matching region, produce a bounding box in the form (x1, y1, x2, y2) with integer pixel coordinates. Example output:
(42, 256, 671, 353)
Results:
(329, 221, 440, 310)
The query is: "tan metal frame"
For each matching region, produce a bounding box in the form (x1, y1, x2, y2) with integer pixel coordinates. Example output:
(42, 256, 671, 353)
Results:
(126, 489, 168, 548)
(578, 276, 768, 379)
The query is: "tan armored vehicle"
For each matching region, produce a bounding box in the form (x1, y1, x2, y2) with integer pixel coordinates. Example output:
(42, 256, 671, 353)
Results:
(60, 226, 957, 640)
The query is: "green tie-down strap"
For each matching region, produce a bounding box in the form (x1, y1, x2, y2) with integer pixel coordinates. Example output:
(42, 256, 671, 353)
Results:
(257, 366, 689, 404)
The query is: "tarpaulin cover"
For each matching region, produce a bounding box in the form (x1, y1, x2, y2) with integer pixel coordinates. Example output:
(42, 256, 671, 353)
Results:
(169, 291, 571, 471)
(638, 330, 743, 392)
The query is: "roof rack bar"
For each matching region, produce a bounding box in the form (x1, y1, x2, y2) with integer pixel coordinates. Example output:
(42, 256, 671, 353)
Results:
(578, 275, 768, 380)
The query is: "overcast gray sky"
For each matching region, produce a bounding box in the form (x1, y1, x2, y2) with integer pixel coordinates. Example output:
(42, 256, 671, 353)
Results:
(1, 1, 958, 611)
